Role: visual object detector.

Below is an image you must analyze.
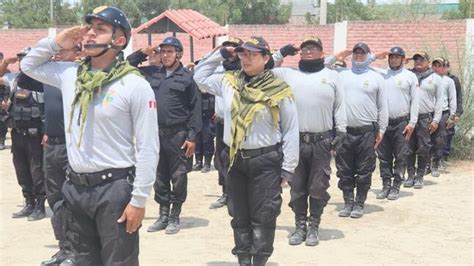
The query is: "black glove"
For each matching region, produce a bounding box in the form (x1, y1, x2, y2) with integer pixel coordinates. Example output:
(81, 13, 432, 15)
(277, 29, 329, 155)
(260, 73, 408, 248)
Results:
(279, 44, 298, 57)
(331, 131, 347, 151)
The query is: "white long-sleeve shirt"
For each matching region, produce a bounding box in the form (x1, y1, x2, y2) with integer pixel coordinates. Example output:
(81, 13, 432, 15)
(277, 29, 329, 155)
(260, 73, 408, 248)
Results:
(338, 68, 389, 133)
(372, 67, 419, 128)
(193, 50, 299, 173)
(271, 67, 347, 133)
(21, 37, 160, 208)
(417, 73, 444, 123)
(441, 75, 457, 115)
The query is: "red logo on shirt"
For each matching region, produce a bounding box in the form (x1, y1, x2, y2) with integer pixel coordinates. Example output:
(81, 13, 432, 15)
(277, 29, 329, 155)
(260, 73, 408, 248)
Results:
(148, 100, 157, 109)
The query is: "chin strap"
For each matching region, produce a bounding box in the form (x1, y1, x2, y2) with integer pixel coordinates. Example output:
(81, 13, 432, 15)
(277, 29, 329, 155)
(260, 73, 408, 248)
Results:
(84, 26, 122, 58)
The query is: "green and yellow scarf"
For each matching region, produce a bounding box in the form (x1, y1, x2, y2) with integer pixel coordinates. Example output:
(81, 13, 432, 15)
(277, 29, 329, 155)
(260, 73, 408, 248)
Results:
(225, 70, 294, 168)
(68, 56, 141, 146)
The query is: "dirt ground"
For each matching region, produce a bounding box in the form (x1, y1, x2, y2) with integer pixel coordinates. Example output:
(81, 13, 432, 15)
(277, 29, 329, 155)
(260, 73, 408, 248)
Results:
(0, 135, 473, 266)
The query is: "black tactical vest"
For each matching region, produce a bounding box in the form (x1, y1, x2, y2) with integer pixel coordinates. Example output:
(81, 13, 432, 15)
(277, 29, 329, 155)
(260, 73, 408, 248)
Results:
(9, 75, 44, 132)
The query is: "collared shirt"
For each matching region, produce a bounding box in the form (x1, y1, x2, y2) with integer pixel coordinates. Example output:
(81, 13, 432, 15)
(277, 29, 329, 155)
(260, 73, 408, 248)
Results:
(194, 50, 299, 173)
(21, 37, 160, 208)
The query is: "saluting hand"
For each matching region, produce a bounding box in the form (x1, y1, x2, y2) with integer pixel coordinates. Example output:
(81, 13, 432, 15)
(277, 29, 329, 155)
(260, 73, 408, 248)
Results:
(402, 125, 414, 141)
(374, 132, 384, 150)
(181, 140, 196, 158)
(117, 204, 145, 234)
(336, 49, 352, 61)
(429, 121, 439, 134)
(55, 26, 88, 50)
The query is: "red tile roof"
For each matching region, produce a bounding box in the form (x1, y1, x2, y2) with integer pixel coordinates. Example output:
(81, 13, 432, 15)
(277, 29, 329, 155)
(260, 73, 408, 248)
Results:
(133, 9, 227, 40)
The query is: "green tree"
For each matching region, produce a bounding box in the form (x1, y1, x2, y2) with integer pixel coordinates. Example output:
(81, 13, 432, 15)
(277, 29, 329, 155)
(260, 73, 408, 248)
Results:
(443, 0, 473, 19)
(0, 0, 79, 28)
(327, 0, 380, 24)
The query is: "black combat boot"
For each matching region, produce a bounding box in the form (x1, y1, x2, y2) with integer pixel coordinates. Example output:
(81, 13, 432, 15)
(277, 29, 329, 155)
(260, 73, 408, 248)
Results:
(387, 179, 402, 200)
(12, 196, 35, 218)
(237, 254, 251, 266)
(0, 138, 5, 150)
(288, 215, 307, 245)
(209, 192, 227, 209)
(376, 178, 391, 199)
(338, 190, 354, 217)
(201, 155, 212, 173)
(166, 202, 182, 234)
(147, 204, 170, 232)
(413, 175, 424, 189)
(41, 249, 74, 266)
(192, 158, 203, 171)
(306, 216, 320, 246)
(252, 255, 269, 266)
(306, 198, 325, 246)
(403, 174, 415, 188)
(350, 187, 369, 219)
(28, 196, 46, 221)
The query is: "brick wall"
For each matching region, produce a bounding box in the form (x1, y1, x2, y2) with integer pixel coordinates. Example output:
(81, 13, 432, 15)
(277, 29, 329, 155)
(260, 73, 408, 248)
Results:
(0, 29, 49, 71)
(0, 20, 467, 75)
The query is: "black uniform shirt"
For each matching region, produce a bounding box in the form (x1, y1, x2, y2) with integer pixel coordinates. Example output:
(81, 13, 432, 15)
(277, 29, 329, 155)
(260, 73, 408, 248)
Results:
(43, 85, 64, 137)
(137, 64, 202, 141)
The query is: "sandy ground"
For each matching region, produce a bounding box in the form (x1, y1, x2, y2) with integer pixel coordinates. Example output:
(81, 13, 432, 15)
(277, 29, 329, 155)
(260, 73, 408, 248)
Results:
(0, 135, 473, 266)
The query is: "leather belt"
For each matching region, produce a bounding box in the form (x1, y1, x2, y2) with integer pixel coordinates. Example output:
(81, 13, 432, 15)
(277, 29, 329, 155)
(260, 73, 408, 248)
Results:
(67, 166, 135, 187)
(389, 116, 409, 126)
(300, 130, 332, 143)
(346, 124, 376, 135)
(236, 144, 280, 159)
(418, 113, 432, 120)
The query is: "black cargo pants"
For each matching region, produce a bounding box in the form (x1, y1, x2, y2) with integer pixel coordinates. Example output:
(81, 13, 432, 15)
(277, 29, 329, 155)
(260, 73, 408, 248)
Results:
(62, 169, 138, 266)
(43, 139, 69, 249)
(377, 118, 410, 183)
(289, 132, 332, 218)
(227, 145, 283, 258)
(11, 129, 45, 200)
(154, 130, 192, 205)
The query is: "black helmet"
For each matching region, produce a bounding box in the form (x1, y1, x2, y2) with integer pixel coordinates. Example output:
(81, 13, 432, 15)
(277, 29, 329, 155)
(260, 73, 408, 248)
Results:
(159, 37, 184, 52)
(17, 47, 31, 57)
(389, 47, 405, 57)
(85, 6, 131, 49)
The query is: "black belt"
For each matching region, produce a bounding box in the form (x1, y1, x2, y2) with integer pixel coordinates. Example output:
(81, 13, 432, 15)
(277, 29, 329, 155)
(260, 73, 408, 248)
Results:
(442, 110, 450, 115)
(13, 128, 41, 136)
(236, 144, 280, 159)
(346, 124, 376, 135)
(418, 113, 432, 120)
(300, 130, 332, 143)
(48, 136, 65, 145)
(67, 166, 135, 187)
(389, 116, 408, 126)
(159, 124, 187, 136)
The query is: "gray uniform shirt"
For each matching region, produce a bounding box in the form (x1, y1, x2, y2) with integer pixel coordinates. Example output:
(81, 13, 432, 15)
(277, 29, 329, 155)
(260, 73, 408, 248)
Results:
(20, 37, 160, 208)
(373, 68, 419, 128)
(194, 50, 299, 173)
(441, 75, 457, 115)
(417, 73, 444, 123)
(339, 68, 388, 133)
(271, 67, 347, 133)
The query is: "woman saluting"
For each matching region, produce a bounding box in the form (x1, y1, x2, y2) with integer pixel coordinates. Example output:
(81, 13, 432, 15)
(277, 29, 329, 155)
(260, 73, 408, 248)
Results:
(194, 36, 299, 266)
